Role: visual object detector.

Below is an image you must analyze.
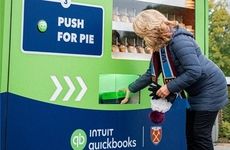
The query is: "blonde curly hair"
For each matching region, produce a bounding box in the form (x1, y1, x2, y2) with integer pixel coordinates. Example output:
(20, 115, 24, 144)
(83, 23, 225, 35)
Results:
(133, 9, 178, 52)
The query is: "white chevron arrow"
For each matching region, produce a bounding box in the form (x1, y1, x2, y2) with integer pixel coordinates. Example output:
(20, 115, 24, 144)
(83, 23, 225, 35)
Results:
(76, 77, 87, 101)
(50, 76, 87, 101)
(63, 76, 76, 101)
(50, 76, 63, 101)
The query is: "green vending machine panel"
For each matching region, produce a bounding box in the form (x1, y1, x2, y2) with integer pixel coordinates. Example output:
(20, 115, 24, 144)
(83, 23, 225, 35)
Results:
(0, 0, 208, 150)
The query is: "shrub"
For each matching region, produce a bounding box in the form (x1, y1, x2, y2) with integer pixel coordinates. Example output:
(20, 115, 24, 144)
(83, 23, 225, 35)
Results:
(219, 121, 230, 139)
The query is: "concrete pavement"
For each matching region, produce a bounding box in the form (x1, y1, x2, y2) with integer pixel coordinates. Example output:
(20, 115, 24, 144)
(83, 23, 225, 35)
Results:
(214, 143, 230, 150)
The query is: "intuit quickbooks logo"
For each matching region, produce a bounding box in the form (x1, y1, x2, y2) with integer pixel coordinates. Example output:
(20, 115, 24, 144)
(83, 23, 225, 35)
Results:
(71, 128, 137, 150)
(70, 129, 87, 150)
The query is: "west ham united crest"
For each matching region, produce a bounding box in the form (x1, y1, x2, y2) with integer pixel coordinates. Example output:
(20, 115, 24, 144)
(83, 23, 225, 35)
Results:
(150, 126, 162, 145)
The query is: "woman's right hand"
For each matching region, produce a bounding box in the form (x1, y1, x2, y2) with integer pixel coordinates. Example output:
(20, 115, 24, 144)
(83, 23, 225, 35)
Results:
(120, 97, 129, 104)
(120, 89, 130, 104)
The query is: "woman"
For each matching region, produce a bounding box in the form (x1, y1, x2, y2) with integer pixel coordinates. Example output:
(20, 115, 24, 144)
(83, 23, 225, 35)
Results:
(122, 9, 228, 150)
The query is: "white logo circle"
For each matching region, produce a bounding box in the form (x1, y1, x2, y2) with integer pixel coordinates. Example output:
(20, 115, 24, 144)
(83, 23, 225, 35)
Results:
(61, 0, 71, 8)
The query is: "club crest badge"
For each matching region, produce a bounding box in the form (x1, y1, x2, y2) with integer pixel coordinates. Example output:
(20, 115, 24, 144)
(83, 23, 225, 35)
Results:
(150, 126, 162, 145)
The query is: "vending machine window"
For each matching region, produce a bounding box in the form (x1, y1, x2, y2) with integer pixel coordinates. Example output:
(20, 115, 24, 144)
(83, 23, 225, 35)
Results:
(99, 74, 140, 104)
(112, 0, 195, 61)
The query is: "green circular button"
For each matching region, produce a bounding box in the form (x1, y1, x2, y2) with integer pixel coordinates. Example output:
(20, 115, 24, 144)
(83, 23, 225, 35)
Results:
(37, 20, 47, 33)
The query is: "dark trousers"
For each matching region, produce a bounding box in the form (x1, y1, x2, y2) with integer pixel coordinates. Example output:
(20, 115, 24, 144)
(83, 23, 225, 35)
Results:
(186, 110, 218, 150)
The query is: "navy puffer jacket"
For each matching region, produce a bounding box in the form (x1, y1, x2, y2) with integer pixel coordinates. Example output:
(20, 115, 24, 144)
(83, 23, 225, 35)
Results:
(167, 27, 228, 111)
(129, 27, 228, 111)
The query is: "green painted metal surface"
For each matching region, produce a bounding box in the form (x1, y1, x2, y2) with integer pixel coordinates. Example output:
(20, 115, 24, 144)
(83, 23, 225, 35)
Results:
(1, 0, 208, 110)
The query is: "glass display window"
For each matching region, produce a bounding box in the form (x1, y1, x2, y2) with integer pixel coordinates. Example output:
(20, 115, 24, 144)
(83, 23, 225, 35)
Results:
(112, 0, 195, 61)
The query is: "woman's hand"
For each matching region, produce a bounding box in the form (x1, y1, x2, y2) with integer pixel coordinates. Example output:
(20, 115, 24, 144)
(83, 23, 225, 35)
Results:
(120, 89, 130, 104)
(156, 84, 170, 98)
(120, 97, 129, 104)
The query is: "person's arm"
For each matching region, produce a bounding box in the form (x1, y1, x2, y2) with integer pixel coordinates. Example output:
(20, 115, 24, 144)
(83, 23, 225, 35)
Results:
(120, 88, 130, 104)
(120, 63, 153, 104)
(167, 35, 202, 93)
(128, 65, 153, 93)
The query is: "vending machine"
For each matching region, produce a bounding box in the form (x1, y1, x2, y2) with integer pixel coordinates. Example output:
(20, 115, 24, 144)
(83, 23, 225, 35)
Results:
(0, 0, 208, 150)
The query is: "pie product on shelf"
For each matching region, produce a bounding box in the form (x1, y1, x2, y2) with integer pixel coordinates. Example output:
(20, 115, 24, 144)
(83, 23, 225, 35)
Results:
(128, 45, 137, 53)
(145, 47, 153, 54)
(119, 45, 128, 52)
(136, 46, 145, 54)
(112, 45, 120, 52)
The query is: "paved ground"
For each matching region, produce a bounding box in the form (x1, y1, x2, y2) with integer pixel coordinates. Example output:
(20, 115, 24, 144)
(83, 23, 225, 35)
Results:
(214, 143, 230, 150)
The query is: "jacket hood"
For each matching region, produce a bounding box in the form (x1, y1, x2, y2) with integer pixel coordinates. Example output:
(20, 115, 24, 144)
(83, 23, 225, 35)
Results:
(172, 27, 194, 39)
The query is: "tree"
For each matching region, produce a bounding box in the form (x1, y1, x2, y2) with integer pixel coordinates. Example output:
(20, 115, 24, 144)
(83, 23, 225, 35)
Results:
(209, 0, 230, 76)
